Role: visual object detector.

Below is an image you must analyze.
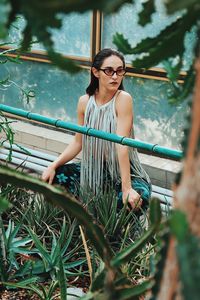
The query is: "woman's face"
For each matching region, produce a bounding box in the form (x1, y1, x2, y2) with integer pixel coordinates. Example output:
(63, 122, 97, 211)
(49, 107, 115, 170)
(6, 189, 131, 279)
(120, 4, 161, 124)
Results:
(93, 55, 125, 92)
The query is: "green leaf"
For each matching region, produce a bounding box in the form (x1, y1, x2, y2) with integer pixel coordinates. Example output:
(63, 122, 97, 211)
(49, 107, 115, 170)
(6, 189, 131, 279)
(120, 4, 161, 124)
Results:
(60, 218, 77, 256)
(176, 232, 200, 300)
(149, 198, 161, 226)
(91, 268, 106, 292)
(64, 270, 87, 276)
(113, 33, 135, 55)
(150, 230, 170, 300)
(47, 50, 81, 73)
(0, 196, 10, 213)
(7, 55, 22, 64)
(27, 260, 46, 275)
(6, 221, 20, 247)
(13, 261, 33, 278)
(162, 58, 183, 82)
(50, 233, 60, 263)
(0, 0, 11, 39)
(80, 291, 96, 300)
(168, 66, 195, 105)
(110, 199, 161, 267)
(12, 237, 32, 248)
(169, 210, 189, 242)
(29, 0, 133, 14)
(20, 24, 32, 51)
(57, 254, 67, 300)
(26, 227, 52, 267)
(138, 0, 156, 26)
(64, 259, 86, 269)
(111, 226, 155, 267)
(166, 0, 198, 14)
(10, 247, 38, 255)
(131, 34, 184, 69)
(47, 281, 59, 299)
(2, 276, 39, 288)
(116, 280, 153, 299)
(103, 0, 134, 14)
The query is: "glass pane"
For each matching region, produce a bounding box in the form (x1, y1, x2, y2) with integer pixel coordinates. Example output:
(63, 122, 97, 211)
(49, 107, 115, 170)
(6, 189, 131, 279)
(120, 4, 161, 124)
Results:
(124, 75, 188, 150)
(0, 59, 89, 123)
(6, 12, 91, 58)
(0, 59, 187, 149)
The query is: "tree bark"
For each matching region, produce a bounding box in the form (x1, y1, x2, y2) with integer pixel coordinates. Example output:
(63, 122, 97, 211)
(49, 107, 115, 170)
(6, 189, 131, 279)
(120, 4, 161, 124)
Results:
(157, 58, 200, 299)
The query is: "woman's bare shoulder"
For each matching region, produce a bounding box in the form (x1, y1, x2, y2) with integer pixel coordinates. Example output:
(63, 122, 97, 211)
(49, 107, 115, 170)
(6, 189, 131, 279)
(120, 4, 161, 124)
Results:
(78, 94, 90, 112)
(116, 91, 133, 108)
(79, 94, 90, 102)
(118, 90, 132, 102)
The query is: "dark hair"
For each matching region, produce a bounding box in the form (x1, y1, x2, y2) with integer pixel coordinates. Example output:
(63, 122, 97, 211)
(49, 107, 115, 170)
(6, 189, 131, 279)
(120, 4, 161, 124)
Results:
(86, 48, 125, 96)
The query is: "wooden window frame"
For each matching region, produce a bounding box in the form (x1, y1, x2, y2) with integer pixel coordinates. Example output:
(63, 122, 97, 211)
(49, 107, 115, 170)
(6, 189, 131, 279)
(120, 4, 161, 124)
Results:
(0, 10, 185, 82)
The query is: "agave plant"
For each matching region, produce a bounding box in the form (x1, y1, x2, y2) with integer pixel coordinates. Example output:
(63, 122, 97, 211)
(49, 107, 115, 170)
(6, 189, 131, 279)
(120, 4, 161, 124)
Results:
(0, 166, 162, 299)
(85, 189, 148, 241)
(2, 275, 65, 300)
(82, 189, 156, 284)
(23, 222, 86, 279)
(0, 215, 34, 282)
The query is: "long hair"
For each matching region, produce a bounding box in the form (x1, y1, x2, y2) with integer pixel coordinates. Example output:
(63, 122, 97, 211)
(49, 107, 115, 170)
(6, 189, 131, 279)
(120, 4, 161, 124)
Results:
(86, 48, 125, 96)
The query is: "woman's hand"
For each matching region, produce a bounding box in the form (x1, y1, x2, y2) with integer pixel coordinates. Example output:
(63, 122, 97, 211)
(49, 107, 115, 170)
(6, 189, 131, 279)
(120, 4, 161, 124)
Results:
(122, 188, 142, 210)
(41, 165, 56, 184)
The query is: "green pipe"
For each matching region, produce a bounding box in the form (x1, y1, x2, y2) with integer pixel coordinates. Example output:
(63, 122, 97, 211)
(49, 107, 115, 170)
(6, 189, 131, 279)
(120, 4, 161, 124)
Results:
(0, 104, 183, 160)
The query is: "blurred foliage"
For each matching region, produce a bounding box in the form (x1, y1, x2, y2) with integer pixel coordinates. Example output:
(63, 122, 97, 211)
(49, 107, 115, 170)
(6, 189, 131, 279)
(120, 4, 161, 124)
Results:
(138, 0, 155, 26)
(113, 0, 199, 105)
(165, 0, 199, 14)
(170, 212, 200, 300)
(150, 212, 200, 300)
(0, 0, 134, 73)
(0, 195, 10, 213)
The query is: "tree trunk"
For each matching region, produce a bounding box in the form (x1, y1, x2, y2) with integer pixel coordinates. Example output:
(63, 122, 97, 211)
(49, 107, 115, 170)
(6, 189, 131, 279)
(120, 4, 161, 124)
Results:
(157, 58, 200, 299)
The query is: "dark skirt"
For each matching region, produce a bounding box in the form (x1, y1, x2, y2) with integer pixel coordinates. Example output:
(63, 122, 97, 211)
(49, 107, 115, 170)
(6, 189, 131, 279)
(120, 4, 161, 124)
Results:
(53, 162, 151, 210)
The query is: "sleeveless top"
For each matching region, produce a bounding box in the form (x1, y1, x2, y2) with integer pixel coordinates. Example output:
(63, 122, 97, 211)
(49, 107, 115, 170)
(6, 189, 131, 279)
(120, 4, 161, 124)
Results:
(80, 92, 150, 194)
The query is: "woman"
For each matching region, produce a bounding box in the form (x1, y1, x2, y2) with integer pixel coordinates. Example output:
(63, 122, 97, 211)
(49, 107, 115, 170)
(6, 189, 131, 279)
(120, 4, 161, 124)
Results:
(42, 48, 151, 211)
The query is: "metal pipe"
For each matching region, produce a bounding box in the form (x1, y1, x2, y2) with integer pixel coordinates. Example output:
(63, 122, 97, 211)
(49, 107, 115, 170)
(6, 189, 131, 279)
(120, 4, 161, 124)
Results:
(0, 153, 46, 173)
(3, 142, 57, 162)
(0, 104, 183, 160)
(0, 148, 51, 167)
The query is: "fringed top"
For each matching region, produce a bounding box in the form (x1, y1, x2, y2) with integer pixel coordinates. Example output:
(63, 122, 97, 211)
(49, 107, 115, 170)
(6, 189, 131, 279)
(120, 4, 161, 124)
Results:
(80, 92, 150, 194)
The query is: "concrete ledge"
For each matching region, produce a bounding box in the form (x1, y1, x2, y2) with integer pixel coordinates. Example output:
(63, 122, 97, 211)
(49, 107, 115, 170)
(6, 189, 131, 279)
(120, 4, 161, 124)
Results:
(1, 120, 182, 189)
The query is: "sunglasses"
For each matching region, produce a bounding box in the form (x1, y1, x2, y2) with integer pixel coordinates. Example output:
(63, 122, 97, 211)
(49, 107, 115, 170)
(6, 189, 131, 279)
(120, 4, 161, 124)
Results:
(99, 68, 126, 76)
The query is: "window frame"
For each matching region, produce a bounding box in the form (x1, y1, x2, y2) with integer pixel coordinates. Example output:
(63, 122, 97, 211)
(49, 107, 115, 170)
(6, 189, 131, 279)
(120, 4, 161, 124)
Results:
(0, 10, 186, 82)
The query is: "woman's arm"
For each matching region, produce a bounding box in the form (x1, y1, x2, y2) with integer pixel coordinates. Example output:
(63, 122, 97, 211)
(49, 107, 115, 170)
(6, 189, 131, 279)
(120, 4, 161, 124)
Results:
(115, 92, 142, 210)
(42, 95, 88, 184)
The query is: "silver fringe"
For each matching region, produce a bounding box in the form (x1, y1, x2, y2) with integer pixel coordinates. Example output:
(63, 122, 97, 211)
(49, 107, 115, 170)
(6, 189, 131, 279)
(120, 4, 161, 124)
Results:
(80, 95, 150, 194)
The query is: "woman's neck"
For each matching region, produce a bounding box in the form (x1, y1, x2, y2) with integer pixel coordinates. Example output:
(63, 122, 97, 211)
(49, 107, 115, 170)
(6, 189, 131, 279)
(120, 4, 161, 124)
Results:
(95, 89, 118, 105)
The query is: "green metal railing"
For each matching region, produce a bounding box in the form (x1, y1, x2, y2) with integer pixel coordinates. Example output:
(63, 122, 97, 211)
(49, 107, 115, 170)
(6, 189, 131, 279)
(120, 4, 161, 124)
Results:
(0, 104, 183, 160)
